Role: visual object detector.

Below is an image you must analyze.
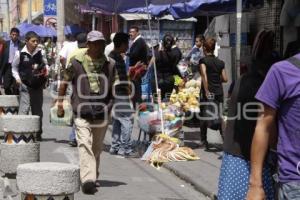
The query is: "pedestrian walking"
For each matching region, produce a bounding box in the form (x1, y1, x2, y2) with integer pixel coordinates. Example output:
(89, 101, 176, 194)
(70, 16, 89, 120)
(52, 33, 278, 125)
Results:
(199, 38, 228, 150)
(12, 31, 48, 141)
(57, 31, 117, 194)
(0, 28, 24, 95)
(218, 30, 277, 200)
(247, 54, 300, 199)
(66, 32, 88, 148)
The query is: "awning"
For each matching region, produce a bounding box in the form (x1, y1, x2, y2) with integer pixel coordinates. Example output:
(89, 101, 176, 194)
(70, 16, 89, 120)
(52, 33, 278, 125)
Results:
(125, 0, 264, 19)
(88, 0, 192, 14)
(120, 13, 197, 22)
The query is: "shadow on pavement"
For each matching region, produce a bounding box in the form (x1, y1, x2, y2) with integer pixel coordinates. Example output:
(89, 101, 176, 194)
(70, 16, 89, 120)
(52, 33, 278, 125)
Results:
(40, 138, 70, 145)
(96, 180, 127, 187)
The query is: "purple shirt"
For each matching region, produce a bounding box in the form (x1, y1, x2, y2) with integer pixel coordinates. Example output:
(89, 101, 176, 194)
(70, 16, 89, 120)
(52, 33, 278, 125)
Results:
(256, 54, 300, 183)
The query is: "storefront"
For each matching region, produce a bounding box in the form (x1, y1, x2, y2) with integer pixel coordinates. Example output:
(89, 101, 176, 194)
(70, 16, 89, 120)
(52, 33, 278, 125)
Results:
(120, 14, 197, 56)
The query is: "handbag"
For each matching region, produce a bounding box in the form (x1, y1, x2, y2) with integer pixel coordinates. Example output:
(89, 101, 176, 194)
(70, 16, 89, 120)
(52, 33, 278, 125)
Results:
(203, 93, 222, 131)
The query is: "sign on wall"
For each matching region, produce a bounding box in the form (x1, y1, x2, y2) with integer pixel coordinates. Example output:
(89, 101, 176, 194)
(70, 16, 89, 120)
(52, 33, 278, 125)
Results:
(44, 0, 57, 16)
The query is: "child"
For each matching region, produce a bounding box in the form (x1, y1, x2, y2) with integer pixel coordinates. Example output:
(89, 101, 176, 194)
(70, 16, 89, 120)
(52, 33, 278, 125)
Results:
(12, 31, 48, 141)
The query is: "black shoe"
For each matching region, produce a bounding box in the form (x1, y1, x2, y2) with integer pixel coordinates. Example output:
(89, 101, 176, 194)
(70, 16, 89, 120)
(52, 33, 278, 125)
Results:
(95, 180, 101, 187)
(36, 135, 42, 142)
(69, 140, 77, 147)
(201, 140, 209, 151)
(82, 181, 97, 194)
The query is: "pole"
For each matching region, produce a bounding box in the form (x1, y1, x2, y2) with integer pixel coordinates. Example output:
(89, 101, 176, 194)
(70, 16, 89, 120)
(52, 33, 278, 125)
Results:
(28, 0, 32, 24)
(57, 0, 65, 46)
(92, 11, 96, 30)
(56, 0, 65, 81)
(236, 0, 242, 80)
(6, 0, 10, 31)
(145, 0, 165, 134)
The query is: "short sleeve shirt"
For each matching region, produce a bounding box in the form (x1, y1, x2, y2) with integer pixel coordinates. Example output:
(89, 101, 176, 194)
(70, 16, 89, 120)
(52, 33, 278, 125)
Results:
(63, 49, 107, 93)
(255, 55, 300, 183)
(200, 55, 225, 96)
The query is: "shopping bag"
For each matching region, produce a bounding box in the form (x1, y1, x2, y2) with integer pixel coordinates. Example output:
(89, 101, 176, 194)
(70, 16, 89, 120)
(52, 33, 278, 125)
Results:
(50, 100, 73, 126)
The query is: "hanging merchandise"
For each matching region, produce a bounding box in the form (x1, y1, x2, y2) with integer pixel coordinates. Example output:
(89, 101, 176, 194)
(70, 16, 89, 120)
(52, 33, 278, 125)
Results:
(145, 134, 200, 169)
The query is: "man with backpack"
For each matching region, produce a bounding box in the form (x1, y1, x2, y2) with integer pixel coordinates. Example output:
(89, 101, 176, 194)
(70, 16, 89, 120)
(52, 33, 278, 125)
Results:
(247, 54, 300, 199)
(12, 31, 48, 141)
(57, 31, 117, 194)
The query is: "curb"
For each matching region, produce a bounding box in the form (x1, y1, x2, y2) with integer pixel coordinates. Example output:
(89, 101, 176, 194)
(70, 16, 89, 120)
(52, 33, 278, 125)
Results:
(163, 163, 217, 200)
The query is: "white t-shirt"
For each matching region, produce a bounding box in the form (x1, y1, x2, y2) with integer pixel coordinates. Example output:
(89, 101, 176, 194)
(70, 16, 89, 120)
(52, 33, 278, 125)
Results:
(104, 42, 114, 58)
(59, 41, 78, 59)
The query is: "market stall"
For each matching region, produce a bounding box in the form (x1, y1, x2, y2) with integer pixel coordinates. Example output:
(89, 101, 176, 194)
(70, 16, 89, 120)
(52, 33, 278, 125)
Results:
(88, 0, 265, 168)
(120, 13, 197, 56)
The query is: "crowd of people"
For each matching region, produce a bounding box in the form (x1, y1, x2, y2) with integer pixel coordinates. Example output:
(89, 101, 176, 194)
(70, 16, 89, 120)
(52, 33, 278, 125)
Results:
(0, 25, 299, 199)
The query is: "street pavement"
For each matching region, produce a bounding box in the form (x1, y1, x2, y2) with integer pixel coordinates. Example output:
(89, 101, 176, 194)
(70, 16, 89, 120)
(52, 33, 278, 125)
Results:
(3, 89, 210, 200)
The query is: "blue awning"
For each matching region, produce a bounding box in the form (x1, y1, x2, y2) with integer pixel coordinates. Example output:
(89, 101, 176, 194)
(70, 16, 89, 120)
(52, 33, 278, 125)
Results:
(170, 0, 264, 18)
(89, 0, 264, 17)
(88, 0, 190, 14)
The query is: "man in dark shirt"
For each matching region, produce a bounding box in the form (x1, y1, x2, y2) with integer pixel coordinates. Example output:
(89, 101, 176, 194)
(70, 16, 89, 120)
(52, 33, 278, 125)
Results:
(0, 28, 23, 94)
(128, 26, 148, 105)
(109, 32, 137, 157)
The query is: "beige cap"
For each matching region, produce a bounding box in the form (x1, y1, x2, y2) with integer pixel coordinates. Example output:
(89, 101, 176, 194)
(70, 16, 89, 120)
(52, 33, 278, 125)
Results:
(87, 31, 105, 42)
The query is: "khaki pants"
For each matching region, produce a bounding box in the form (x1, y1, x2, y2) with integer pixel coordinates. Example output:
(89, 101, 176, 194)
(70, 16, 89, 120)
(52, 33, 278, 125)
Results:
(74, 118, 108, 184)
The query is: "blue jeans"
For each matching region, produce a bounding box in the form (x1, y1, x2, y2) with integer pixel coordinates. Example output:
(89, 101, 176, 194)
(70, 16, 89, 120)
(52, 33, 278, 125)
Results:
(69, 125, 76, 142)
(279, 182, 300, 200)
(110, 116, 134, 154)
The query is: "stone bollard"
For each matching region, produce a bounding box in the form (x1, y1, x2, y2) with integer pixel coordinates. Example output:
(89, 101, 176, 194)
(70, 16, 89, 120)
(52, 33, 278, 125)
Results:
(0, 95, 19, 137)
(17, 162, 80, 199)
(0, 177, 3, 199)
(0, 95, 19, 115)
(0, 115, 40, 175)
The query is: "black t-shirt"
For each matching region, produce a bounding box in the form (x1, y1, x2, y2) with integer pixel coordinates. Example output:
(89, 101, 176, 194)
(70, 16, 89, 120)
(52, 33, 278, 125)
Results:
(199, 55, 225, 95)
(109, 51, 130, 97)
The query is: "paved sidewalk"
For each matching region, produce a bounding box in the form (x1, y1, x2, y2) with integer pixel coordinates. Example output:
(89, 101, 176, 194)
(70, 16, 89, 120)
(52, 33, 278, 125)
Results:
(163, 127, 223, 200)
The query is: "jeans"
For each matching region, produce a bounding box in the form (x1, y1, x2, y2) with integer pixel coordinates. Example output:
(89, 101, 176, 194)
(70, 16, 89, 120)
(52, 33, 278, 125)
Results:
(279, 182, 300, 200)
(69, 125, 76, 142)
(110, 115, 134, 154)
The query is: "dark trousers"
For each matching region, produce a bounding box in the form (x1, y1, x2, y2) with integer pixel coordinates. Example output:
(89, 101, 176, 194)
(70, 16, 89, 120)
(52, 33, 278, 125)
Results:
(3, 64, 18, 95)
(200, 94, 224, 142)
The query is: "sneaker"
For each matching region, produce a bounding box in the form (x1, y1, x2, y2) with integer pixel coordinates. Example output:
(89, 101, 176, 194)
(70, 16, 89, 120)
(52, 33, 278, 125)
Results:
(69, 140, 77, 147)
(82, 181, 97, 194)
(109, 148, 119, 155)
(125, 151, 140, 158)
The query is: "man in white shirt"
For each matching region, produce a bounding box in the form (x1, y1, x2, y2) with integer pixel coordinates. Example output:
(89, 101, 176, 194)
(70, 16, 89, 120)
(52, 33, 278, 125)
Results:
(59, 35, 78, 69)
(104, 32, 116, 58)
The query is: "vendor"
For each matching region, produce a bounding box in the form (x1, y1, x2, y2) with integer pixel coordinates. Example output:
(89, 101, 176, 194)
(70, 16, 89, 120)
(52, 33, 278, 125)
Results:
(151, 34, 181, 101)
(185, 35, 205, 78)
